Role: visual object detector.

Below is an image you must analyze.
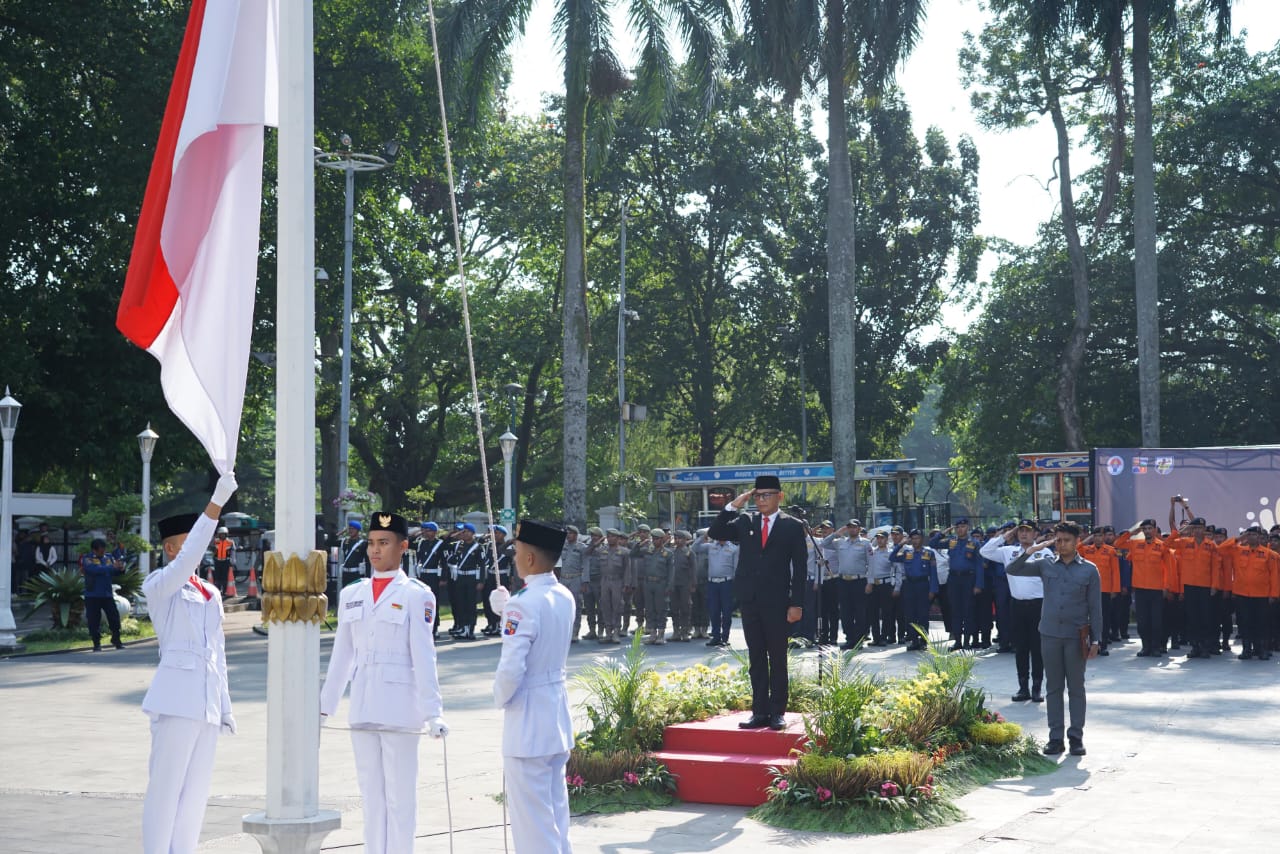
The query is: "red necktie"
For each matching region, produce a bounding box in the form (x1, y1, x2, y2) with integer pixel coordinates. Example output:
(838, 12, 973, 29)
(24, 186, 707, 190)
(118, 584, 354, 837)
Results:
(189, 576, 212, 601)
(761, 515, 770, 548)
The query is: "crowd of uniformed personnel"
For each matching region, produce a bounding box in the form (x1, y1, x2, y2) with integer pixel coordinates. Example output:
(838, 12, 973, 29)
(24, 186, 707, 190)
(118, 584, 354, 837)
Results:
(328, 495, 1280, 669)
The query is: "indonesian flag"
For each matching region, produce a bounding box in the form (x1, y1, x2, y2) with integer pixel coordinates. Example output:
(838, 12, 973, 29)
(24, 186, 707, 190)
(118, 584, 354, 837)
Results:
(117, 0, 278, 474)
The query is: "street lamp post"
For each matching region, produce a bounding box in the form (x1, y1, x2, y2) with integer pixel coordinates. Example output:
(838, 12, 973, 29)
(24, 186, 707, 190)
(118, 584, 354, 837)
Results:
(0, 387, 23, 652)
(137, 424, 159, 573)
(316, 137, 394, 526)
(500, 431, 517, 518)
(500, 383, 523, 521)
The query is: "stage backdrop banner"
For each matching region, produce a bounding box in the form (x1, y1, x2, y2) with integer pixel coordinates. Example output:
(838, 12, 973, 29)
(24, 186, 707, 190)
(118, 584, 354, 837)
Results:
(1093, 446, 1280, 533)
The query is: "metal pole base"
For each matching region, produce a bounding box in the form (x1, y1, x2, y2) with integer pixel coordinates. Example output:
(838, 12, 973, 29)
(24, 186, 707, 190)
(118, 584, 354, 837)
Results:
(242, 810, 341, 854)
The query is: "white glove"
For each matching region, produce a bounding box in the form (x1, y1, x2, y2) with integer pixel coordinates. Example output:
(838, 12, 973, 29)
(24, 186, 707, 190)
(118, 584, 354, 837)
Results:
(221, 714, 237, 736)
(427, 716, 449, 738)
(488, 585, 510, 615)
(212, 472, 239, 506)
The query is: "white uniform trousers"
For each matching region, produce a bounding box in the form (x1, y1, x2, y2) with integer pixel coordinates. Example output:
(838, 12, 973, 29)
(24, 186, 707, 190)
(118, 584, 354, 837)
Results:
(351, 729, 421, 854)
(504, 752, 572, 854)
(143, 714, 219, 854)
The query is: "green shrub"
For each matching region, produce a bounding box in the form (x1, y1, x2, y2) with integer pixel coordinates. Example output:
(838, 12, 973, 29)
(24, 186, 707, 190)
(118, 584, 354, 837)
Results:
(789, 749, 934, 800)
(574, 634, 655, 752)
(567, 748, 647, 785)
(969, 721, 1023, 746)
(22, 568, 86, 629)
(802, 651, 882, 757)
(21, 616, 147, 644)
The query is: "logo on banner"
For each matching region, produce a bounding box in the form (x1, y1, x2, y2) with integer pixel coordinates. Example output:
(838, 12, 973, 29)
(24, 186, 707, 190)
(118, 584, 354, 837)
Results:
(1155, 456, 1175, 475)
(1132, 456, 1149, 474)
(1106, 455, 1124, 476)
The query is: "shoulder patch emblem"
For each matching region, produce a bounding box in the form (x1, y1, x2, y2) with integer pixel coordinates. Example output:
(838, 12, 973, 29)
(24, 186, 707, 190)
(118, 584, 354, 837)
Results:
(424, 604, 434, 623)
(503, 618, 520, 636)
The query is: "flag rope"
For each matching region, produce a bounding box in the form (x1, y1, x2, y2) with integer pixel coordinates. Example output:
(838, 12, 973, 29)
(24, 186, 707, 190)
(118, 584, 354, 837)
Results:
(423, 1, 512, 851)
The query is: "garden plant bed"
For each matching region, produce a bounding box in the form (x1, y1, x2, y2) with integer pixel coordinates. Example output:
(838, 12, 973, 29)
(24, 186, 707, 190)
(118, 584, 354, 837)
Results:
(568, 636, 1061, 829)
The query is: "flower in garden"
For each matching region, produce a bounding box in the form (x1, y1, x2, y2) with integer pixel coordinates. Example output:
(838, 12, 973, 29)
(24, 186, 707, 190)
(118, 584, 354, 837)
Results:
(816, 787, 832, 802)
(568, 774, 585, 788)
(926, 774, 935, 785)
(918, 784, 935, 798)
(623, 771, 639, 786)
(880, 781, 900, 797)
(776, 779, 789, 791)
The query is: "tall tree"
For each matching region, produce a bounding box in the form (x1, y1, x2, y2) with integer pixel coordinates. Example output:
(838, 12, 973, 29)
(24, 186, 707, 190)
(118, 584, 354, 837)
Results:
(1050, 0, 1234, 446)
(742, 0, 926, 521)
(963, 0, 1126, 450)
(446, 0, 731, 527)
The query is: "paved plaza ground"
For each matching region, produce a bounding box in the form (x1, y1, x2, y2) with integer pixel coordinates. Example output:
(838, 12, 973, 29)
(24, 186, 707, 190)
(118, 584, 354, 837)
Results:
(3, 610, 1279, 853)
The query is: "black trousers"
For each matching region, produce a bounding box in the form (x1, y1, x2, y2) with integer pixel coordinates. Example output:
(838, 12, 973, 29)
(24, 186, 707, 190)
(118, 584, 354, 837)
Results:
(1010, 597, 1044, 688)
(1217, 593, 1234, 645)
(947, 571, 977, 641)
(1237, 595, 1266, 652)
(1134, 588, 1164, 652)
(418, 572, 443, 634)
(819, 579, 840, 643)
(974, 585, 995, 642)
(741, 603, 790, 717)
(1183, 585, 1213, 649)
(790, 580, 819, 642)
(453, 573, 480, 629)
(870, 582, 896, 642)
(85, 596, 121, 646)
(837, 577, 868, 643)
(1111, 590, 1132, 639)
(1164, 596, 1184, 646)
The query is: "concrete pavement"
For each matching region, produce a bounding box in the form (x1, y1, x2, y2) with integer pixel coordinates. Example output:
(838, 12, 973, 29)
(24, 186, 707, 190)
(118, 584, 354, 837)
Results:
(2, 613, 1278, 853)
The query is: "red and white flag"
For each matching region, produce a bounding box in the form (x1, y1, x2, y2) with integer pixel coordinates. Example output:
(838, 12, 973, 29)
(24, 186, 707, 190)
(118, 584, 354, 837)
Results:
(118, 0, 278, 474)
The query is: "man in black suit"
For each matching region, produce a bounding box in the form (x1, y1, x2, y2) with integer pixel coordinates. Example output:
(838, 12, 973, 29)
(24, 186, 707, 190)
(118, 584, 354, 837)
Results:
(708, 475, 807, 731)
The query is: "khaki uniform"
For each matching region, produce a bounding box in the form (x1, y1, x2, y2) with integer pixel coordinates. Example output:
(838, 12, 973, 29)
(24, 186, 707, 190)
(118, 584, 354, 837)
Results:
(639, 543, 674, 643)
(669, 543, 697, 640)
(558, 539, 590, 640)
(596, 545, 632, 643)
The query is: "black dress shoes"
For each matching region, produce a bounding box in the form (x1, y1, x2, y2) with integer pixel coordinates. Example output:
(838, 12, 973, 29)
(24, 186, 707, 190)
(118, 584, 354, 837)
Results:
(1069, 738, 1087, 756)
(1031, 688, 1044, 703)
(1043, 740, 1066, 755)
(768, 715, 787, 731)
(738, 715, 770, 729)
(1012, 688, 1032, 702)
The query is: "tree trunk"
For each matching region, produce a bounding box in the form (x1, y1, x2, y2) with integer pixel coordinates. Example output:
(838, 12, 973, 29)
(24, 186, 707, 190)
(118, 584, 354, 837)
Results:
(1132, 0, 1161, 445)
(561, 78, 590, 528)
(826, 0, 858, 522)
(1044, 67, 1088, 451)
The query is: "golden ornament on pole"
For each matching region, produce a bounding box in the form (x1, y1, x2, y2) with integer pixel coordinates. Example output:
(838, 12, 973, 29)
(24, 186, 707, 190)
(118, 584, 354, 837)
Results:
(261, 551, 328, 623)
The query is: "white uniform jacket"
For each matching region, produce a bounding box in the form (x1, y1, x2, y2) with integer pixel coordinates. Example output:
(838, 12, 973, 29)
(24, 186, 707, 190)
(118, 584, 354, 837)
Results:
(141, 513, 234, 731)
(321, 572, 443, 731)
(493, 573, 575, 758)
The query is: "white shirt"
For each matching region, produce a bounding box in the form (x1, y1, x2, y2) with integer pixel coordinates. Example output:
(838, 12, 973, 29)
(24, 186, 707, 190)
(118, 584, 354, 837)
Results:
(980, 535, 1049, 600)
(141, 513, 234, 731)
(494, 572, 575, 758)
(321, 570, 443, 731)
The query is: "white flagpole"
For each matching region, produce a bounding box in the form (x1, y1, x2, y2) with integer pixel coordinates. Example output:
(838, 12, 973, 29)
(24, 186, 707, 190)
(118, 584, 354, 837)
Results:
(243, 0, 340, 847)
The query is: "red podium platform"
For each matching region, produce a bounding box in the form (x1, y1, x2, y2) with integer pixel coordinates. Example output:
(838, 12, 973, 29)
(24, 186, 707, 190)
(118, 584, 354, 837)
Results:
(652, 712, 809, 806)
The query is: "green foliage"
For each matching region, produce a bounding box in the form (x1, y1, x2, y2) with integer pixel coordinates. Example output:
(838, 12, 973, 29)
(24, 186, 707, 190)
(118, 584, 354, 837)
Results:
(21, 616, 149, 645)
(574, 634, 657, 752)
(801, 652, 883, 757)
(969, 721, 1024, 747)
(21, 568, 85, 629)
(788, 749, 934, 801)
(566, 748, 647, 786)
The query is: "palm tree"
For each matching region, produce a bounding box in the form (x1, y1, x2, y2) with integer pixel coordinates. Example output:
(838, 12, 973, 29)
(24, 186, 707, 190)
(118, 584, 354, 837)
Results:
(446, 0, 730, 527)
(743, 0, 925, 521)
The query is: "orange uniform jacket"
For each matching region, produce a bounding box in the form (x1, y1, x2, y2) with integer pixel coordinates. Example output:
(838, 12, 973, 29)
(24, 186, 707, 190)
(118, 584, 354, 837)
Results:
(1114, 532, 1176, 592)
(1218, 540, 1279, 599)
(1164, 535, 1220, 591)
(1079, 543, 1121, 594)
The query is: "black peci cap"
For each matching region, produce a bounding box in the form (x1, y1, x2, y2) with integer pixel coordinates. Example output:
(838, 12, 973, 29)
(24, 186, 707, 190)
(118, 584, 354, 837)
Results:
(368, 511, 409, 539)
(516, 519, 568, 554)
(158, 513, 201, 540)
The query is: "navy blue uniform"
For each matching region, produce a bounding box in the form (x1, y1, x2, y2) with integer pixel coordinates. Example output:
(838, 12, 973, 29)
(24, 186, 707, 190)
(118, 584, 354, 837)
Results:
(890, 544, 940, 649)
(932, 533, 982, 647)
(81, 552, 124, 650)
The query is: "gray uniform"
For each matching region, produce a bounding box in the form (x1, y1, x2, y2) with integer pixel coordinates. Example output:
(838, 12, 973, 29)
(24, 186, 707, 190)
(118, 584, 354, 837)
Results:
(558, 538, 590, 639)
(691, 538, 710, 638)
(669, 543, 697, 640)
(597, 545, 632, 642)
(582, 537, 606, 639)
(638, 543, 674, 641)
